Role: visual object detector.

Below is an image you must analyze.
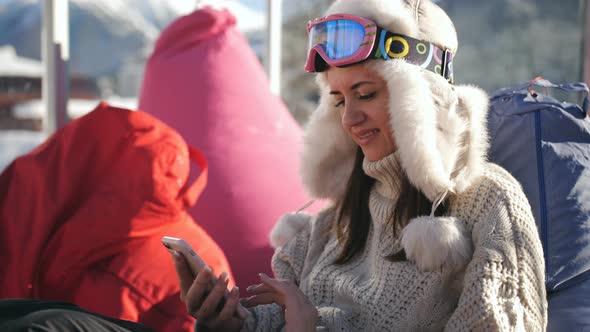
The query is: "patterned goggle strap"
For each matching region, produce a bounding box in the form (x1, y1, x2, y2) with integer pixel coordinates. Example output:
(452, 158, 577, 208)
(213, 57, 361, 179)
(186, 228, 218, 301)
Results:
(372, 29, 454, 84)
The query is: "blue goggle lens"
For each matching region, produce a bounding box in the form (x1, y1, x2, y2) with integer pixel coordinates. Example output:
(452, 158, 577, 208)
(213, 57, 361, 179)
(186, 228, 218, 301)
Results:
(308, 19, 366, 60)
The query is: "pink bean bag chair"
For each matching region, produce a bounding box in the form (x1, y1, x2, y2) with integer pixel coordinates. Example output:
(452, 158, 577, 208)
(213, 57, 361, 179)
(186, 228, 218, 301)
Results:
(139, 7, 318, 291)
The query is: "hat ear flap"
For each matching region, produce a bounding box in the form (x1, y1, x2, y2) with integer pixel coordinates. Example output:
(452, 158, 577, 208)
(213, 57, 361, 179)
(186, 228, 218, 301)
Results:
(300, 75, 357, 201)
(368, 60, 453, 201)
(432, 82, 465, 182)
(452, 86, 490, 194)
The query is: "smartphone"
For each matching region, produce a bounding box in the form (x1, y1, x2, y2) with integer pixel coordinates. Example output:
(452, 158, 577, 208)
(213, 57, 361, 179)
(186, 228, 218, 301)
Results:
(162, 236, 209, 277)
(161, 236, 249, 319)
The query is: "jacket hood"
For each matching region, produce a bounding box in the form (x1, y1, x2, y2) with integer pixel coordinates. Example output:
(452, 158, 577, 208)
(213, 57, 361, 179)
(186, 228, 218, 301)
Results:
(0, 104, 200, 297)
(301, 0, 489, 202)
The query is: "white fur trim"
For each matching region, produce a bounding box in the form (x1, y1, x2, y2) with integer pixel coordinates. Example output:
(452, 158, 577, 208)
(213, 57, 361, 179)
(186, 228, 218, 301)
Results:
(430, 79, 464, 179)
(453, 86, 490, 194)
(269, 212, 313, 249)
(401, 216, 473, 272)
(300, 75, 356, 200)
(370, 60, 454, 201)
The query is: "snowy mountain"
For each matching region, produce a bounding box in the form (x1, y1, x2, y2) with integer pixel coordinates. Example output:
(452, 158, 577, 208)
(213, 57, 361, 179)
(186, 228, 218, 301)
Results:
(0, 45, 42, 76)
(0, 0, 165, 78)
(0, 0, 265, 80)
(198, 0, 265, 33)
(234, 0, 324, 19)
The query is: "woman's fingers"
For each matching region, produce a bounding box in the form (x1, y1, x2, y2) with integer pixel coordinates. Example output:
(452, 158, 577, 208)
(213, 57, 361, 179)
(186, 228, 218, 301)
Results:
(247, 274, 317, 332)
(242, 274, 302, 307)
(214, 286, 240, 323)
(240, 292, 281, 307)
(259, 273, 280, 287)
(172, 256, 243, 329)
(196, 271, 229, 320)
(245, 282, 273, 294)
(171, 251, 194, 302)
(244, 275, 290, 304)
(184, 267, 214, 316)
(259, 273, 298, 295)
(244, 275, 318, 331)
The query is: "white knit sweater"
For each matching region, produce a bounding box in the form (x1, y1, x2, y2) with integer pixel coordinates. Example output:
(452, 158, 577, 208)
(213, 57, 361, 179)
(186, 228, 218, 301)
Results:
(242, 153, 547, 331)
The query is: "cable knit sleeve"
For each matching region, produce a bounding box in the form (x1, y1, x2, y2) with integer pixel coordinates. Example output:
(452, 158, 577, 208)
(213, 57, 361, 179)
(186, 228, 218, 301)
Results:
(239, 217, 313, 332)
(272, 220, 314, 282)
(240, 303, 285, 332)
(445, 173, 548, 331)
(240, 208, 335, 332)
(272, 207, 336, 282)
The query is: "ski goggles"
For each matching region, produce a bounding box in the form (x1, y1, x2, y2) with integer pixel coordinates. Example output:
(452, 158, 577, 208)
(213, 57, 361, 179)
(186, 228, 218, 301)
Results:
(305, 14, 454, 83)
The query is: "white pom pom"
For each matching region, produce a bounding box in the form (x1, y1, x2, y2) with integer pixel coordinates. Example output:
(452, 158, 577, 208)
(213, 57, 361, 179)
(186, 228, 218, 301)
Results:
(401, 216, 473, 272)
(269, 212, 312, 249)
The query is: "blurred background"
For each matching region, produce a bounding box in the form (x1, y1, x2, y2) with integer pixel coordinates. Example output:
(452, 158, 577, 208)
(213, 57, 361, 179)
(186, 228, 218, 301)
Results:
(0, 0, 588, 171)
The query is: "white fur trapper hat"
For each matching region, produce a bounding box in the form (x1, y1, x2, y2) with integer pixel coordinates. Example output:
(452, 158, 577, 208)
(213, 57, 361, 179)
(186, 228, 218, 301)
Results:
(271, 0, 489, 273)
(301, 0, 489, 203)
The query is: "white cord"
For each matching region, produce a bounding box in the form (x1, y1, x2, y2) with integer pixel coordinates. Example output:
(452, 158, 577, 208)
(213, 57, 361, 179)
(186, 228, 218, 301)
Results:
(430, 190, 449, 217)
(296, 199, 316, 213)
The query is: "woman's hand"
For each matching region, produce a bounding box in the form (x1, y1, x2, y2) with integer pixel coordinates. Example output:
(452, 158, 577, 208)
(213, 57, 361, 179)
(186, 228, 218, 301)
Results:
(172, 251, 244, 332)
(242, 273, 318, 332)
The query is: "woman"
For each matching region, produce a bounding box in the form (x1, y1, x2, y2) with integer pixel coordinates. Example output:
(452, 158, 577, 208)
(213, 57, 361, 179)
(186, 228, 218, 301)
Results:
(174, 0, 548, 330)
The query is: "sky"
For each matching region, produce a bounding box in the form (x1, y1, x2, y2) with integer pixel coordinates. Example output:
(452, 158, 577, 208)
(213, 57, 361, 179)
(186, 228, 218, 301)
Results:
(238, 0, 265, 11)
(167, 0, 265, 15)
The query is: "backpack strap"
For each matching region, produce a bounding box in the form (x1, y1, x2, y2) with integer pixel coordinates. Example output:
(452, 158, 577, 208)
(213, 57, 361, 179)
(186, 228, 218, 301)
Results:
(179, 146, 208, 208)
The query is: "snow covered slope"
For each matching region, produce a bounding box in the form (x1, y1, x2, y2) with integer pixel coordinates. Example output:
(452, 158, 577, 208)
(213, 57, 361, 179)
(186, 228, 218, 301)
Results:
(0, 0, 265, 78)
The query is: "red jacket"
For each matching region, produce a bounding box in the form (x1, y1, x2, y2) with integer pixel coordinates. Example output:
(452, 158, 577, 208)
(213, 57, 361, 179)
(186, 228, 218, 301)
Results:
(0, 103, 233, 332)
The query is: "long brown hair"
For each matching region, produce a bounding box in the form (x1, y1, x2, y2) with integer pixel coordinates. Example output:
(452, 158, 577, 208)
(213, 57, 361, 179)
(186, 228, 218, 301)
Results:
(334, 147, 447, 264)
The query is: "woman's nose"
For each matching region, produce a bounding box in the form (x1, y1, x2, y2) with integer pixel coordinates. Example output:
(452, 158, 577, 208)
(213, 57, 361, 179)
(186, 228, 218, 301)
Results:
(341, 103, 365, 128)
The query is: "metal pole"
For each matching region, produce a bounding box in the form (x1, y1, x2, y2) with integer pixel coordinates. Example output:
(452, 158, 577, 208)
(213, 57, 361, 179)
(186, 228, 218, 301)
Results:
(42, 0, 69, 135)
(266, 0, 282, 96)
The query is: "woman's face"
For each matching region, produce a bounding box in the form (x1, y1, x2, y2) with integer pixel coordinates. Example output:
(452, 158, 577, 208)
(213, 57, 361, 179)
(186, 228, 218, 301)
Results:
(326, 64, 397, 161)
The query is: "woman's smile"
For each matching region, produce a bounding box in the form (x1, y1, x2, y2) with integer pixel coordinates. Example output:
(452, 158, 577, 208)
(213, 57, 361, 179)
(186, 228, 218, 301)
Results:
(353, 128, 380, 146)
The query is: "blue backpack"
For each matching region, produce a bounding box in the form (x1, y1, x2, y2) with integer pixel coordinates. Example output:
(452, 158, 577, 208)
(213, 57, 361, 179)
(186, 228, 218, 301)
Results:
(487, 78, 590, 330)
